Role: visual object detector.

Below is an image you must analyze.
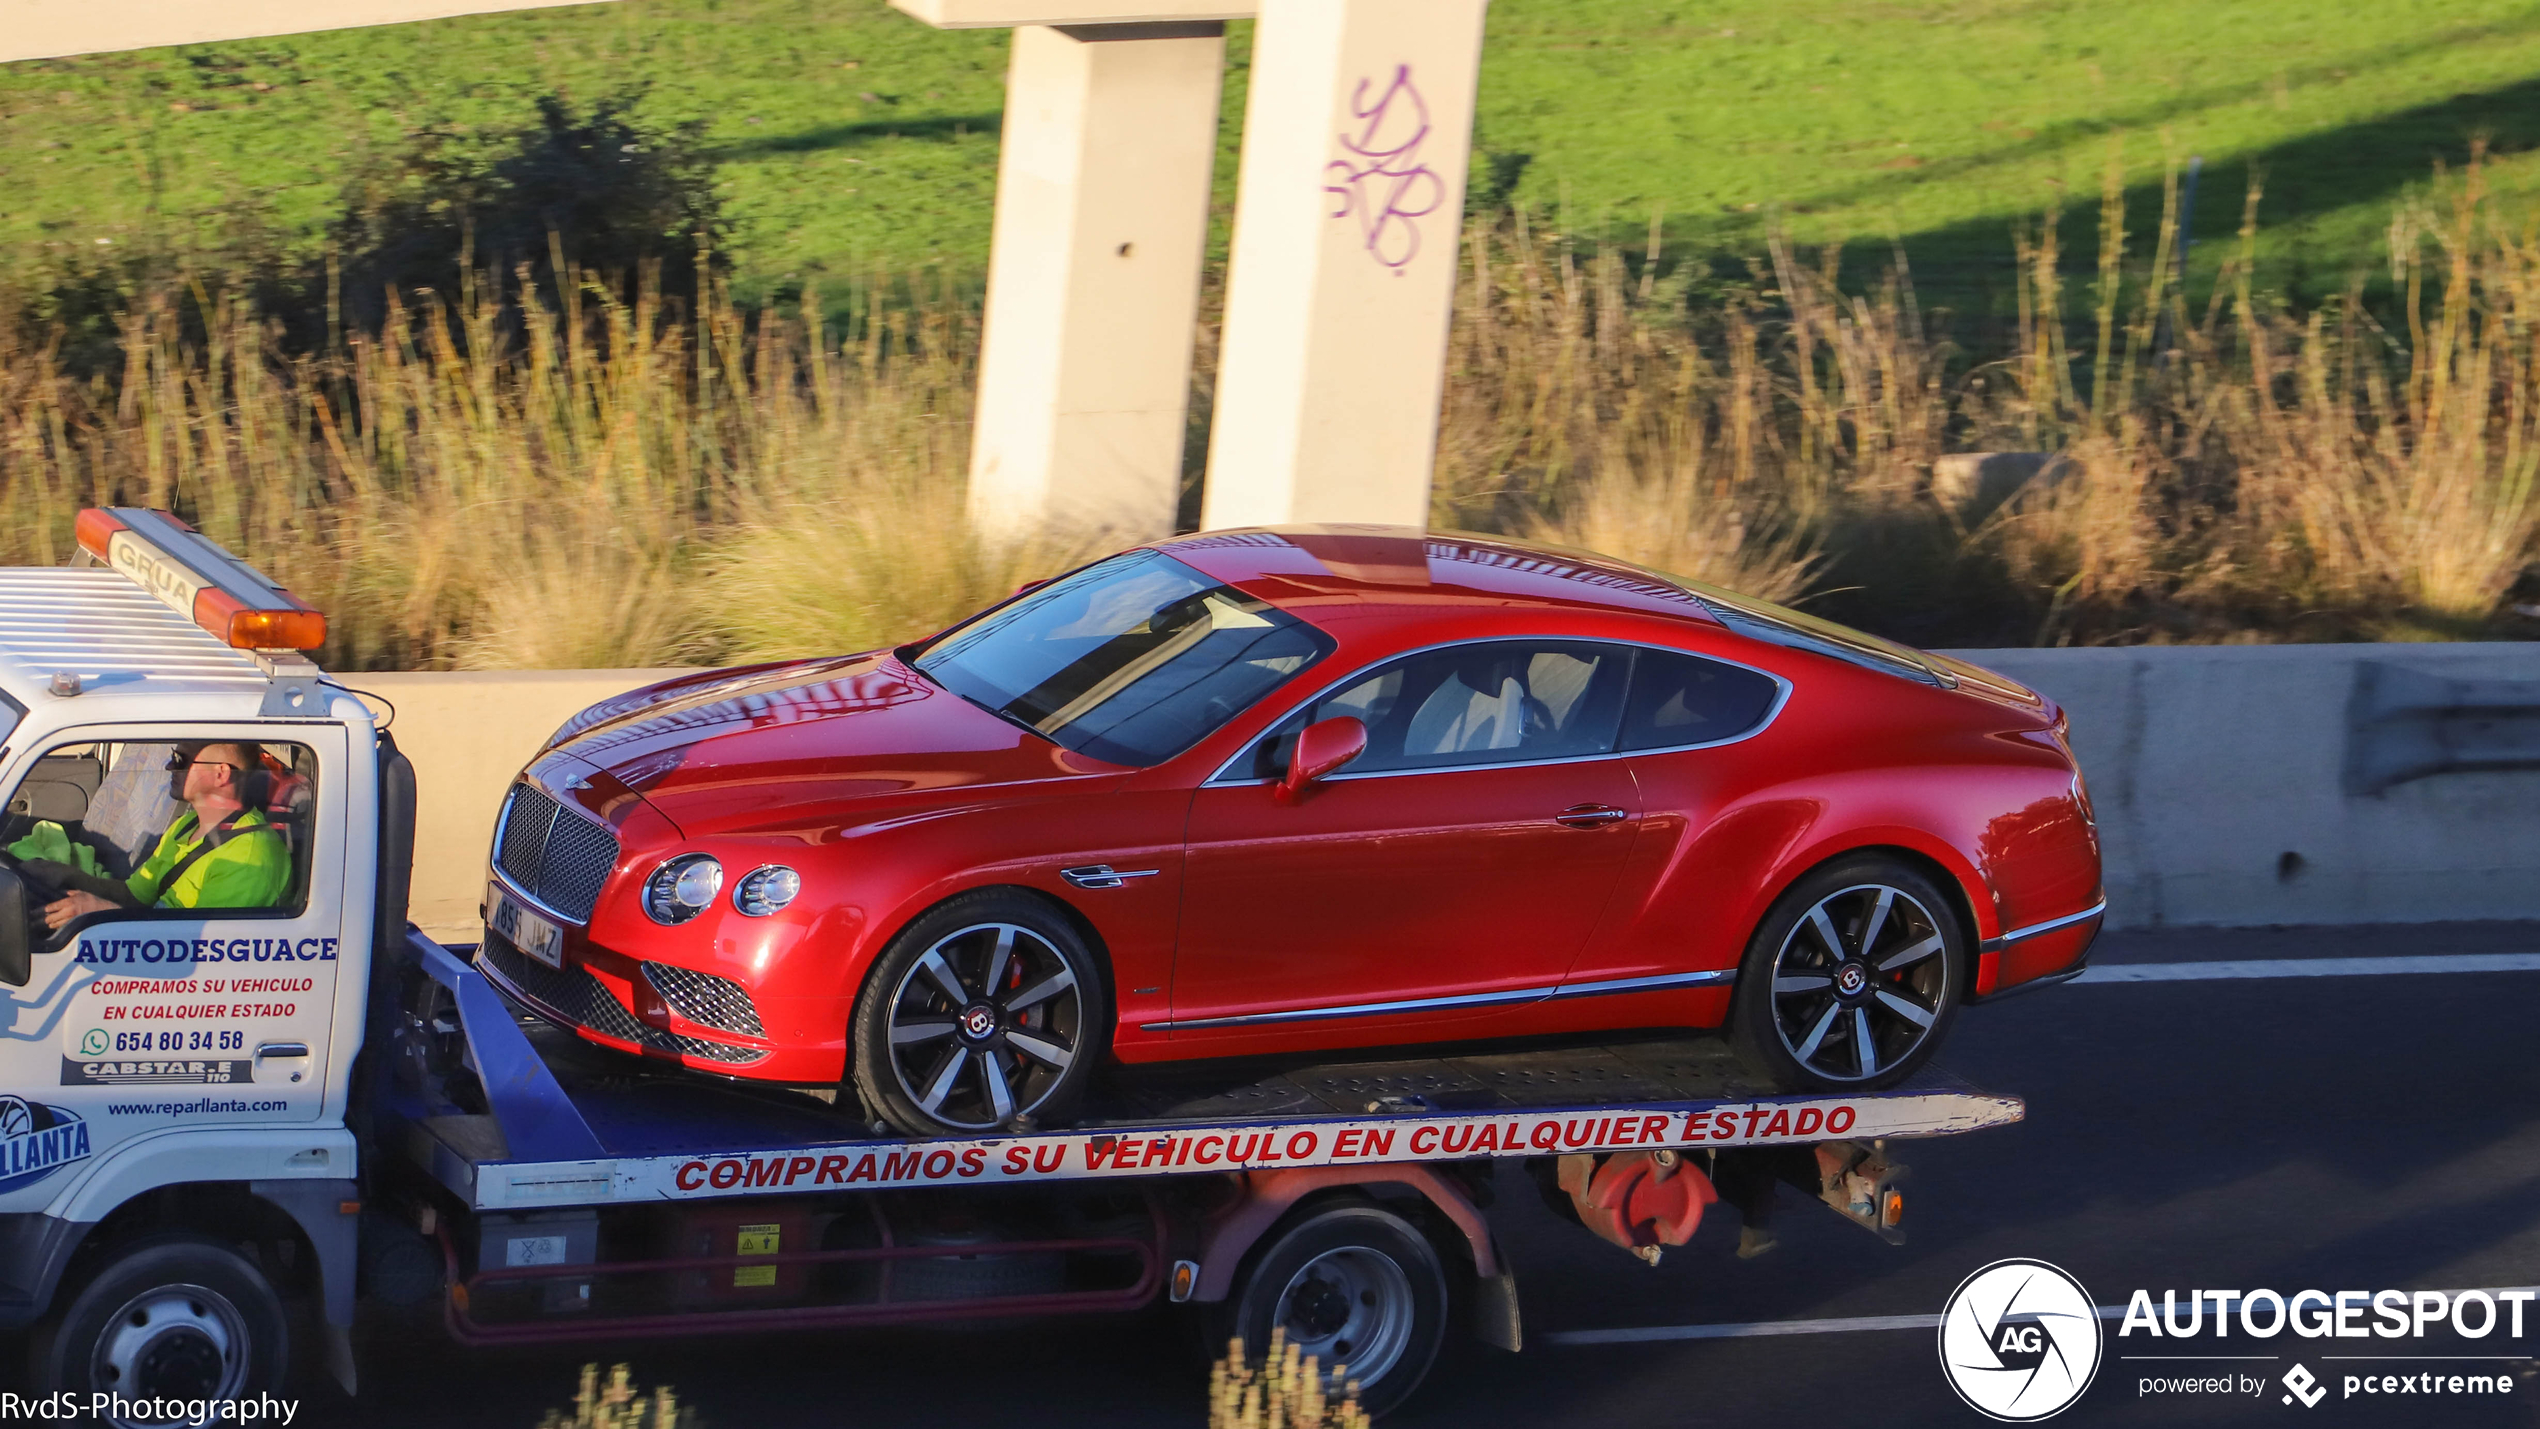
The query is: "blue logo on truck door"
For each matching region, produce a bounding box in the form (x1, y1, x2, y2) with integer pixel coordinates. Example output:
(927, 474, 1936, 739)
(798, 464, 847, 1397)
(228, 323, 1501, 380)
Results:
(0, 1097, 90, 1193)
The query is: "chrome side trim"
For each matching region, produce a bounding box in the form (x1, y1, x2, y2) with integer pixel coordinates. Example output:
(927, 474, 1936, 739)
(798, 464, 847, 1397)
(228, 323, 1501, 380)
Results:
(1139, 966, 1733, 1032)
(1542, 969, 1736, 1000)
(1201, 635, 1795, 787)
(1981, 899, 2108, 951)
(488, 868, 589, 931)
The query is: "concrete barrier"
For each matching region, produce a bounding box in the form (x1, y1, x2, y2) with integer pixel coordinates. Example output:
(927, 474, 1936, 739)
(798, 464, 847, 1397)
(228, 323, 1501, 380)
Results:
(1942, 643, 2540, 930)
(368, 643, 2540, 940)
(353, 670, 675, 939)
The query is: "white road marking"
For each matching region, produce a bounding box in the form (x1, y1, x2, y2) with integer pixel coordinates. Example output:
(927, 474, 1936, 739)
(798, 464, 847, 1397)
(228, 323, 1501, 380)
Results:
(2072, 953, 2540, 983)
(1549, 1304, 2124, 1345)
(1549, 1288, 2540, 1348)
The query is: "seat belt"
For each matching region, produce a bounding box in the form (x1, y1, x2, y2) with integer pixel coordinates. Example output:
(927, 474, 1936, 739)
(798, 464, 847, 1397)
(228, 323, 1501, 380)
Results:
(152, 809, 282, 904)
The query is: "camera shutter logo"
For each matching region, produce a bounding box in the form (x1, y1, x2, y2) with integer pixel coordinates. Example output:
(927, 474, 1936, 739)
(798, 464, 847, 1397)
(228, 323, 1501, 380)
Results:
(1938, 1258, 2104, 1420)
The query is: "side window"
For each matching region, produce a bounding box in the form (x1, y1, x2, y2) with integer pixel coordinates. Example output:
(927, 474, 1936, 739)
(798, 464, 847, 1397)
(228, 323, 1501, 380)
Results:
(2, 739, 317, 921)
(1619, 650, 1782, 750)
(1244, 641, 1632, 778)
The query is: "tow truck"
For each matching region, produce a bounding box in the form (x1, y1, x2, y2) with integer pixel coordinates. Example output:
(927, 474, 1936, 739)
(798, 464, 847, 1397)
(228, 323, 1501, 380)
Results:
(0, 512, 2025, 1422)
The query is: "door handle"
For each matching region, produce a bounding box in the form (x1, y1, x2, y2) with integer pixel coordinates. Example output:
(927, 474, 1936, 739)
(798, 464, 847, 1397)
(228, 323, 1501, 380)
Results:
(1553, 804, 1630, 829)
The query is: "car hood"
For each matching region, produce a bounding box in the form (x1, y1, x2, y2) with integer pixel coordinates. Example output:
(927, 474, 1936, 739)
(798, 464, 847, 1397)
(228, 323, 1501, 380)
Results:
(545, 653, 1127, 840)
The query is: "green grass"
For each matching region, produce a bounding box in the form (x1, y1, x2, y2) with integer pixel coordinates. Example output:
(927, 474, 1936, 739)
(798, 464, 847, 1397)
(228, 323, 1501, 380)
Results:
(5, 0, 2540, 309)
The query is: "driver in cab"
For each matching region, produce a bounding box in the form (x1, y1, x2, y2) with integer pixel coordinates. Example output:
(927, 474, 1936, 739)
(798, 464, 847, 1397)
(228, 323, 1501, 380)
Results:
(40, 742, 290, 931)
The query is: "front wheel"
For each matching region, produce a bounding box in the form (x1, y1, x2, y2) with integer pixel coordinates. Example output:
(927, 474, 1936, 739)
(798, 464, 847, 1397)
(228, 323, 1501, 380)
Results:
(33, 1233, 289, 1428)
(1729, 854, 1968, 1091)
(852, 890, 1109, 1138)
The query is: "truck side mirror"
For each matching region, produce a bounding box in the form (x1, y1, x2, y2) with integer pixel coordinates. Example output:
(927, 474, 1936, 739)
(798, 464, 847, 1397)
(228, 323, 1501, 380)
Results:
(1276, 717, 1367, 805)
(0, 868, 29, 987)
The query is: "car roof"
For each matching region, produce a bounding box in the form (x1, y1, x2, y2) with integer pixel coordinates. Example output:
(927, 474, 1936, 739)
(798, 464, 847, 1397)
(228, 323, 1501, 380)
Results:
(1155, 525, 1727, 626)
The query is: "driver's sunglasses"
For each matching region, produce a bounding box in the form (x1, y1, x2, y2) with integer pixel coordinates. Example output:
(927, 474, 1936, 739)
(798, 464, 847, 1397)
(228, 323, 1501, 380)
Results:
(163, 755, 241, 773)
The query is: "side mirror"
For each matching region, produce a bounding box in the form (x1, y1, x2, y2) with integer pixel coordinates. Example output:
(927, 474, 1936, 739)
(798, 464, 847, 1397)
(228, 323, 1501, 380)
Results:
(1277, 717, 1367, 805)
(0, 868, 28, 987)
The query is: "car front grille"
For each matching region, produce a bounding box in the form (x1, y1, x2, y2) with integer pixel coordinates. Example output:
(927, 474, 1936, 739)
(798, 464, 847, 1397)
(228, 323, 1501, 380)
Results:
(479, 934, 766, 1066)
(642, 962, 765, 1037)
(493, 783, 620, 923)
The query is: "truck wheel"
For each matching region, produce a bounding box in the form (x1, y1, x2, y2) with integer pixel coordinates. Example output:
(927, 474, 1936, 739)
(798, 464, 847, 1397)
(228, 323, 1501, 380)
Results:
(852, 890, 1109, 1137)
(1214, 1202, 1448, 1418)
(1729, 854, 1967, 1092)
(34, 1234, 288, 1420)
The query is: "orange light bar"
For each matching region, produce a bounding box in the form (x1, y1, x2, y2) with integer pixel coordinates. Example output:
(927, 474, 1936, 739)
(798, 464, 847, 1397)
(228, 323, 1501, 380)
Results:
(77, 507, 329, 652)
(194, 587, 330, 652)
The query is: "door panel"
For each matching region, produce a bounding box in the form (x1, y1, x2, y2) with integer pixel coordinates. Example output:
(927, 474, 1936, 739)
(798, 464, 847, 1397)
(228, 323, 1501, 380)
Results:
(1169, 639, 1645, 1045)
(1174, 762, 1641, 1036)
(0, 726, 346, 1221)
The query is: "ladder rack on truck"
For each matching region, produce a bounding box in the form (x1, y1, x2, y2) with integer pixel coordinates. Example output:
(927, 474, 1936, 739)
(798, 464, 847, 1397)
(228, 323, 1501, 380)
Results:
(376, 924, 2021, 1402)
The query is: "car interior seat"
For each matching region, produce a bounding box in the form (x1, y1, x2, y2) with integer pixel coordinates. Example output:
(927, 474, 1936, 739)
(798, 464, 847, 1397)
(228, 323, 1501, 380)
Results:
(244, 754, 316, 910)
(1404, 653, 1552, 759)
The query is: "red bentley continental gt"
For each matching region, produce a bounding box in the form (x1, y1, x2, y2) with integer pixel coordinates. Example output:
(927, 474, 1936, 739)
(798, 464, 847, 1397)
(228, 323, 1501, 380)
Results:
(477, 526, 2103, 1137)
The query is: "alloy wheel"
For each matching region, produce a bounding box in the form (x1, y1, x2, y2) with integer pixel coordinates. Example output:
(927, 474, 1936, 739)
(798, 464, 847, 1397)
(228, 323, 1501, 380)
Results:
(1766, 882, 1952, 1083)
(882, 921, 1084, 1132)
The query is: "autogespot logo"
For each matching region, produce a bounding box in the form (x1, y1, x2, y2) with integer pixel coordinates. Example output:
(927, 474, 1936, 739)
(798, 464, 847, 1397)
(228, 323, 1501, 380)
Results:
(1939, 1258, 2105, 1420)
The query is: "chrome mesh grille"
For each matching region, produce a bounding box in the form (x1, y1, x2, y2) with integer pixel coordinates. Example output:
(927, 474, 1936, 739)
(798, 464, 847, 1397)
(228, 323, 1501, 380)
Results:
(493, 783, 619, 923)
(479, 935, 765, 1065)
(642, 962, 765, 1037)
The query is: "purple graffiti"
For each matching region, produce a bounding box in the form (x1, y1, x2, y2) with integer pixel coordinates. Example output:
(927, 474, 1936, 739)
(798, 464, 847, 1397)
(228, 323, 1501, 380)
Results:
(1325, 65, 1445, 271)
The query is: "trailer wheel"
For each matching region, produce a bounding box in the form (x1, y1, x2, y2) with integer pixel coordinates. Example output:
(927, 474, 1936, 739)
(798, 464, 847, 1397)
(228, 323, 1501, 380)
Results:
(33, 1233, 288, 1425)
(1214, 1202, 1448, 1418)
(1729, 853, 1967, 1091)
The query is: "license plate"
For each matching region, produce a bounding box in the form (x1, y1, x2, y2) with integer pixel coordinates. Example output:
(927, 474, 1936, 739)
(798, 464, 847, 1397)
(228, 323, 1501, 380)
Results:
(488, 883, 565, 969)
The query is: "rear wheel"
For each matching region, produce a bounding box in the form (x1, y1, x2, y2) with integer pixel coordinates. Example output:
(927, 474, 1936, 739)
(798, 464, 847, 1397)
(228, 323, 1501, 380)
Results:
(852, 890, 1108, 1137)
(1212, 1201, 1448, 1418)
(33, 1233, 288, 1428)
(1729, 854, 1967, 1091)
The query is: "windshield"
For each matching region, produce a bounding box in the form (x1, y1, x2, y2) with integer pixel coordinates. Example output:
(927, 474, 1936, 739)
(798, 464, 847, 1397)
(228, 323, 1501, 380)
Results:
(914, 550, 1335, 767)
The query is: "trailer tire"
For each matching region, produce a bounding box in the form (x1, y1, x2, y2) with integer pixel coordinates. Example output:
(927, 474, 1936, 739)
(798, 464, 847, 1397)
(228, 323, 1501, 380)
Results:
(32, 1233, 288, 1423)
(1212, 1201, 1447, 1419)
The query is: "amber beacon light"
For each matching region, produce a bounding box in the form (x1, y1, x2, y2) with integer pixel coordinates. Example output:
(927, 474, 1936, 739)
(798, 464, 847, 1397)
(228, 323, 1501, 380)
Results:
(74, 507, 329, 651)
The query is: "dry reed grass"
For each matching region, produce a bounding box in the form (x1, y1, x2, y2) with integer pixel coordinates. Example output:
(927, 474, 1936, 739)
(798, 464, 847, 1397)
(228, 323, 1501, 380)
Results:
(1207, 1330, 1370, 1429)
(2, 157, 2533, 669)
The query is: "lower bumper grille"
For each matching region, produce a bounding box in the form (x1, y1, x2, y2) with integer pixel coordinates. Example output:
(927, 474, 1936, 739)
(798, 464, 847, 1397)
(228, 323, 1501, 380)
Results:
(479, 934, 766, 1066)
(641, 961, 765, 1037)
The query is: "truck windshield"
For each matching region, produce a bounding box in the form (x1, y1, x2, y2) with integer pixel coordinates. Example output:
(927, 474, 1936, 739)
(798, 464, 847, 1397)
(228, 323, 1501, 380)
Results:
(913, 550, 1334, 768)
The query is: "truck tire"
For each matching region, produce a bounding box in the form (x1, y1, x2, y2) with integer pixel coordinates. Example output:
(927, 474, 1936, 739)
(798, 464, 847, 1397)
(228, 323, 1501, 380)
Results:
(33, 1233, 288, 1421)
(1729, 853, 1968, 1092)
(1212, 1201, 1448, 1419)
(852, 890, 1109, 1138)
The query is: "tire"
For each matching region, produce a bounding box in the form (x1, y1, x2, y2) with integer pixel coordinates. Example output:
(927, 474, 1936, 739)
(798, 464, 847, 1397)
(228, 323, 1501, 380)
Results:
(32, 1233, 289, 1427)
(1210, 1201, 1449, 1419)
(852, 889, 1109, 1138)
(1729, 853, 1968, 1092)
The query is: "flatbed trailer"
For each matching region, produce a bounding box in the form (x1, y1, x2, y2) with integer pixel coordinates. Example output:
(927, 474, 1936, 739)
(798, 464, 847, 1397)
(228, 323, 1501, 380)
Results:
(372, 925, 2020, 1408)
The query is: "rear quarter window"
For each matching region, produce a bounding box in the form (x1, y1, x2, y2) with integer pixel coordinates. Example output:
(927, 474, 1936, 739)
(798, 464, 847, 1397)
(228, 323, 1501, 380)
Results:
(1620, 650, 1782, 750)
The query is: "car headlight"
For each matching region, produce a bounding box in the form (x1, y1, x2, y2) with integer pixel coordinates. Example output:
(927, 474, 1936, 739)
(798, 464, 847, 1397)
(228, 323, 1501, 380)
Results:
(733, 865, 802, 917)
(643, 854, 724, 925)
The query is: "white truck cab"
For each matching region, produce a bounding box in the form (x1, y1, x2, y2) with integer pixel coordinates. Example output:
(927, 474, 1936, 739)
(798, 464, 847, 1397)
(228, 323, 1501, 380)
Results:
(0, 510, 411, 1412)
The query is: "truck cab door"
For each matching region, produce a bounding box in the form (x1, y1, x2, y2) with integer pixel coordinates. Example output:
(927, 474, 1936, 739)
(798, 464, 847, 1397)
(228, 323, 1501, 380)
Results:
(0, 726, 349, 1196)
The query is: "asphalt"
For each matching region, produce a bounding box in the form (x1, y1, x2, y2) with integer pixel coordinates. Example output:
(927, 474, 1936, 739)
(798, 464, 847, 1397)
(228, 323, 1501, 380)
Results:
(315, 922, 2540, 1429)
